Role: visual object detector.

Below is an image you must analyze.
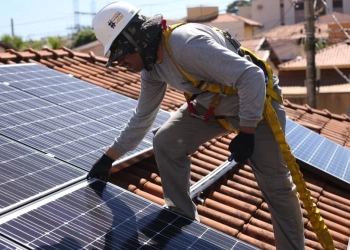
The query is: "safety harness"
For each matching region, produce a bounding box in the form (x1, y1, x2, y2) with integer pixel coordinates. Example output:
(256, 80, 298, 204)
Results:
(163, 22, 334, 250)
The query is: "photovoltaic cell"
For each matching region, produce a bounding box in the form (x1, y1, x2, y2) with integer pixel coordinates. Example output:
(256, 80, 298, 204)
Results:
(0, 64, 170, 170)
(0, 180, 258, 250)
(0, 135, 85, 215)
(0, 63, 170, 130)
(286, 118, 350, 185)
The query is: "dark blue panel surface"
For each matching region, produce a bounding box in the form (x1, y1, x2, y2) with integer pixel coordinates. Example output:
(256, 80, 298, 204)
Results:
(286, 118, 350, 185)
(0, 135, 85, 215)
(0, 64, 170, 170)
(0, 83, 153, 171)
(0, 180, 258, 250)
(2, 63, 170, 131)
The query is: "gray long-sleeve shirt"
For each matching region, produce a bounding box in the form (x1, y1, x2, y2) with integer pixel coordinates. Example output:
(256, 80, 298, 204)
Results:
(110, 23, 266, 156)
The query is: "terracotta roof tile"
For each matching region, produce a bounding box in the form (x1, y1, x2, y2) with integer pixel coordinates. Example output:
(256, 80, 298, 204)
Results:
(254, 22, 328, 40)
(211, 13, 262, 27)
(279, 42, 350, 70)
(1, 47, 350, 249)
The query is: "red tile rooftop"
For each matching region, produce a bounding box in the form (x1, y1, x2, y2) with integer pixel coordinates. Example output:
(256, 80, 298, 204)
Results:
(1, 47, 349, 250)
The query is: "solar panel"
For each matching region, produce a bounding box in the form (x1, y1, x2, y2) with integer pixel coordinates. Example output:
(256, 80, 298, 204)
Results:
(0, 236, 19, 250)
(0, 180, 258, 250)
(286, 118, 350, 186)
(0, 135, 85, 215)
(0, 63, 170, 130)
(0, 65, 170, 171)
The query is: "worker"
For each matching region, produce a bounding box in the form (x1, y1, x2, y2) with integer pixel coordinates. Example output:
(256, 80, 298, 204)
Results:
(87, 1, 305, 249)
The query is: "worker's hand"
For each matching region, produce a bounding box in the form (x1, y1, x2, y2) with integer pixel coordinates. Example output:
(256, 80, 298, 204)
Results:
(86, 154, 115, 182)
(228, 132, 255, 164)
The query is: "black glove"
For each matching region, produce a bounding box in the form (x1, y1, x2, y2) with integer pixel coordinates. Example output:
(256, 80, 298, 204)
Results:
(228, 132, 255, 164)
(86, 154, 115, 182)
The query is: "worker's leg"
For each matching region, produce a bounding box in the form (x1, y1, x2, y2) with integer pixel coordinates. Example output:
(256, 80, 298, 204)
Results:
(153, 103, 227, 221)
(249, 101, 305, 250)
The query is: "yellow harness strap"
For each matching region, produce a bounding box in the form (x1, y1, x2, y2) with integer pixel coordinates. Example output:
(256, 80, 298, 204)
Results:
(163, 22, 334, 250)
(264, 98, 334, 250)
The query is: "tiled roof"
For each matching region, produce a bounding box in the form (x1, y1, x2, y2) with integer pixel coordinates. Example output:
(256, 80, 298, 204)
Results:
(211, 13, 262, 27)
(315, 12, 350, 24)
(279, 41, 350, 70)
(240, 38, 270, 61)
(254, 22, 329, 41)
(1, 48, 350, 250)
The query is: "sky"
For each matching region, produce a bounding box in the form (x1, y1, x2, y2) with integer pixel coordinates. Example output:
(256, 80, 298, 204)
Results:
(0, 0, 232, 40)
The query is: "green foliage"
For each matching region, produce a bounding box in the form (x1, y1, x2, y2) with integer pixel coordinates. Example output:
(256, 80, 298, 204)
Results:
(226, 0, 251, 14)
(1, 34, 45, 51)
(26, 39, 43, 50)
(46, 36, 64, 49)
(1, 34, 67, 51)
(72, 29, 96, 48)
(1, 34, 27, 51)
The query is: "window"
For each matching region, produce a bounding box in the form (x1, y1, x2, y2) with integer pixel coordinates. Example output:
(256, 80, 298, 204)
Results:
(294, 2, 304, 10)
(333, 0, 343, 8)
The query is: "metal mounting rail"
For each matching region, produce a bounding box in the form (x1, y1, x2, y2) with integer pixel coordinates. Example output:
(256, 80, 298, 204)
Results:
(189, 160, 238, 199)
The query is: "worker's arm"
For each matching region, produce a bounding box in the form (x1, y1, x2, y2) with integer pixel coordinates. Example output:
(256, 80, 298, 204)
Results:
(105, 147, 121, 159)
(239, 126, 255, 134)
(87, 74, 167, 182)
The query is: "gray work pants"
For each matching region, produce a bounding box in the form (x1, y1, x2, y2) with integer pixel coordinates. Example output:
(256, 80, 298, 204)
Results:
(153, 101, 305, 250)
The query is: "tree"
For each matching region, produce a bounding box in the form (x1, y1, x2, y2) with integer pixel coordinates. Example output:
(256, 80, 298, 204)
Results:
(46, 36, 64, 49)
(226, 0, 251, 14)
(27, 39, 43, 50)
(1, 34, 45, 51)
(1, 34, 27, 51)
(72, 29, 96, 48)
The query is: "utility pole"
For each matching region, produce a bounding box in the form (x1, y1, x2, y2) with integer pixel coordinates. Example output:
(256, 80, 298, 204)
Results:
(280, 0, 285, 25)
(305, 0, 317, 108)
(11, 19, 14, 37)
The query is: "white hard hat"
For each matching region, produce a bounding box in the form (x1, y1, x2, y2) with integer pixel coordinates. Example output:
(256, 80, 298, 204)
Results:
(92, 1, 141, 56)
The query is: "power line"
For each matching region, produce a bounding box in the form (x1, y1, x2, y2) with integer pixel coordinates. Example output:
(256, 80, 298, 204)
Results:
(0, 16, 73, 29)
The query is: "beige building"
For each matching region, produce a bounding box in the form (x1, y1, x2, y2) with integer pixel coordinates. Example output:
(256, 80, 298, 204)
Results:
(239, 0, 350, 34)
(186, 6, 262, 40)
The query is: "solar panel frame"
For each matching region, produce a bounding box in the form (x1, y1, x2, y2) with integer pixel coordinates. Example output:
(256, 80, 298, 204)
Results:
(0, 180, 258, 250)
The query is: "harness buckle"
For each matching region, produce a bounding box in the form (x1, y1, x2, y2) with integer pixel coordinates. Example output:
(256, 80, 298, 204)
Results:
(220, 84, 226, 97)
(190, 113, 206, 120)
(187, 101, 214, 122)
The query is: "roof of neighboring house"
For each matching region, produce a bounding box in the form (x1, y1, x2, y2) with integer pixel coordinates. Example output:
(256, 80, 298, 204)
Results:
(210, 13, 262, 27)
(315, 12, 350, 24)
(188, 12, 262, 27)
(254, 22, 329, 41)
(240, 38, 265, 51)
(240, 38, 281, 65)
(282, 83, 350, 95)
(239, 38, 269, 60)
(0, 48, 350, 250)
(279, 41, 350, 70)
(73, 39, 100, 52)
